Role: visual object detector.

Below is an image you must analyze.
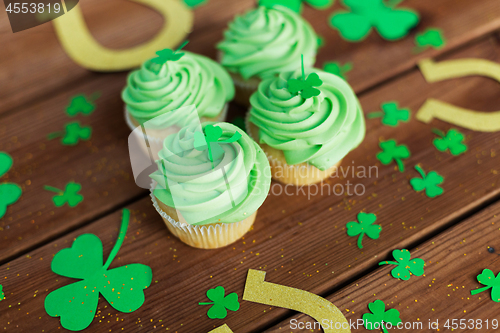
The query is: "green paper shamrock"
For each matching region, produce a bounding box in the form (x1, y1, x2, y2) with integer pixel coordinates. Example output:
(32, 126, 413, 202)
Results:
(183, 0, 207, 8)
(45, 209, 152, 331)
(376, 139, 410, 172)
(410, 165, 444, 198)
(151, 41, 189, 73)
(329, 0, 419, 42)
(432, 129, 467, 156)
(362, 300, 402, 333)
(471, 269, 500, 302)
(0, 284, 4, 301)
(0, 152, 22, 220)
(288, 55, 323, 99)
(323, 61, 353, 80)
(414, 28, 446, 51)
(65, 94, 99, 117)
(44, 182, 83, 207)
(47, 122, 92, 146)
(367, 102, 410, 126)
(194, 125, 242, 166)
(199, 286, 240, 319)
(379, 249, 425, 281)
(346, 212, 381, 249)
(258, 0, 334, 13)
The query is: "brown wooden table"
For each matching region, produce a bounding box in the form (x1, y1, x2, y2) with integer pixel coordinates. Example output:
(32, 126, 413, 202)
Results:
(1, 0, 500, 332)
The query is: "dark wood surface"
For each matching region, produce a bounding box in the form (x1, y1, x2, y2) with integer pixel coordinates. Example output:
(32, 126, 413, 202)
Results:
(0, 0, 500, 332)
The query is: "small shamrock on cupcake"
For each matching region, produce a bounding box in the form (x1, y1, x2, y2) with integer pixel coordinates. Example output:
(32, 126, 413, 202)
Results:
(151, 40, 189, 74)
(346, 212, 382, 249)
(194, 124, 242, 167)
(259, 0, 334, 13)
(287, 55, 323, 99)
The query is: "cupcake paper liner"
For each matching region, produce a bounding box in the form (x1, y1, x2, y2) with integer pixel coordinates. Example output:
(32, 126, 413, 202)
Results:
(150, 181, 256, 249)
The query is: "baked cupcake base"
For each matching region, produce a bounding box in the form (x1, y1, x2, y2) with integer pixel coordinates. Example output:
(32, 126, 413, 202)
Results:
(151, 183, 256, 249)
(229, 72, 261, 107)
(247, 117, 341, 186)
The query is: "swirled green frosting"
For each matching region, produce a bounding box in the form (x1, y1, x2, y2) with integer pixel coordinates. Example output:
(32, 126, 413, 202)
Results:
(249, 69, 366, 170)
(150, 122, 271, 226)
(217, 5, 318, 80)
(122, 52, 235, 125)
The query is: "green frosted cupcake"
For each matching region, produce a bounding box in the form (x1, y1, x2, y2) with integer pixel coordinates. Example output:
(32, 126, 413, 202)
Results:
(217, 5, 318, 106)
(122, 50, 235, 132)
(150, 122, 271, 249)
(247, 67, 365, 185)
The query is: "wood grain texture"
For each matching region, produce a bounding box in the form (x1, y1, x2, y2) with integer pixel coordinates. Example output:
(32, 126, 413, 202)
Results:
(267, 196, 500, 332)
(1, 0, 500, 115)
(0, 36, 500, 332)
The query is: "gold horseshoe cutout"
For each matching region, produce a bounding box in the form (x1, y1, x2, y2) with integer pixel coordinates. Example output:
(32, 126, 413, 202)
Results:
(243, 270, 350, 333)
(208, 324, 234, 333)
(53, 0, 193, 71)
(417, 58, 500, 132)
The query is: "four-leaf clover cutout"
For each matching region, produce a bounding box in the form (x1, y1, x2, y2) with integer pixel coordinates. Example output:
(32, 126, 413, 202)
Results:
(414, 28, 446, 52)
(346, 212, 382, 249)
(48, 122, 92, 146)
(44, 182, 84, 207)
(362, 300, 402, 333)
(65, 94, 99, 117)
(379, 249, 424, 281)
(259, 0, 334, 13)
(323, 61, 353, 80)
(432, 129, 467, 156)
(287, 55, 323, 99)
(45, 209, 153, 331)
(199, 286, 240, 319)
(329, 0, 419, 42)
(410, 165, 444, 198)
(368, 102, 410, 126)
(0, 152, 22, 219)
(193, 125, 242, 166)
(471, 269, 500, 302)
(376, 139, 410, 172)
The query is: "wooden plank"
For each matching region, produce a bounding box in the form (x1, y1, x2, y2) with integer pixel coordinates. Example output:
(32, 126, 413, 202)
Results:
(0, 37, 500, 332)
(1, 0, 500, 115)
(267, 195, 500, 332)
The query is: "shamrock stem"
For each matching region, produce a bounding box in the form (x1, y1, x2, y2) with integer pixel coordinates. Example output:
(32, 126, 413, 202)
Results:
(367, 112, 385, 119)
(382, 325, 389, 333)
(47, 132, 64, 140)
(357, 233, 364, 249)
(431, 128, 446, 138)
(103, 209, 130, 270)
(198, 302, 214, 305)
(301, 54, 305, 80)
(379, 261, 399, 266)
(395, 158, 405, 172)
(177, 40, 189, 52)
(414, 165, 426, 179)
(44, 185, 63, 194)
(470, 286, 491, 296)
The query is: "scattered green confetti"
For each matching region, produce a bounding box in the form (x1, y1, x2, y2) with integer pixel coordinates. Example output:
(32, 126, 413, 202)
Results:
(0, 285, 4, 301)
(45, 209, 152, 331)
(231, 116, 246, 132)
(258, 0, 334, 13)
(0, 152, 22, 220)
(410, 165, 444, 198)
(432, 128, 467, 156)
(47, 122, 92, 146)
(193, 125, 241, 166)
(414, 28, 446, 52)
(44, 182, 83, 207)
(346, 212, 381, 249)
(65, 93, 99, 117)
(376, 139, 410, 172)
(471, 269, 500, 302)
(362, 300, 402, 333)
(151, 40, 189, 74)
(379, 249, 424, 280)
(329, 0, 419, 42)
(367, 102, 410, 126)
(183, 0, 208, 8)
(288, 55, 323, 99)
(199, 286, 240, 319)
(323, 61, 353, 80)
